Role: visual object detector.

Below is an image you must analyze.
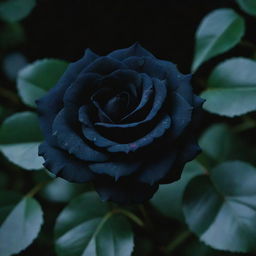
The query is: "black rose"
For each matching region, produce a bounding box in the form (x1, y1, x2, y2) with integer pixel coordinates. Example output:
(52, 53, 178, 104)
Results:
(37, 43, 204, 204)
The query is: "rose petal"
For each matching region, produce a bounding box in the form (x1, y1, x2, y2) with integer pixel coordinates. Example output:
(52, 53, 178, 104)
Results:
(94, 176, 159, 204)
(39, 142, 94, 182)
(95, 77, 167, 129)
(89, 161, 141, 180)
(108, 42, 155, 61)
(52, 109, 108, 162)
(36, 49, 98, 144)
(170, 92, 193, 139)
(137, 151, 177, 185)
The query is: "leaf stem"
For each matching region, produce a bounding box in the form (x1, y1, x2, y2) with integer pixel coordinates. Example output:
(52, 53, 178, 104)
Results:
(164, 230, 191, 254)
(114, 209, 144, 227)
(26, 180, 52, 197)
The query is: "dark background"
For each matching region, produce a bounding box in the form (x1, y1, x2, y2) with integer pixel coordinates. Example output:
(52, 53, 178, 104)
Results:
(2, 1, 256, 255)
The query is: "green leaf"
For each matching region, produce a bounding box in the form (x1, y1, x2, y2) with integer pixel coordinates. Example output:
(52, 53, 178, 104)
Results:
(183, 161, 256, 253)
(201, 58, 256, 117)
(55, 192, 134, 256)
(199, 123, 245, 163)
(0, 22, 25, 50)
(0, 191, 21, 225)
(0, 195, 43, 256)
(17, 59, 69, 108)
(41, 178, 90, 203)
(237, 0, 256, 16)
(0, 0, 36, 22)
(0, 112, 44, 170)
(150, 161, 205, 221)
(192, 8, 245, 72)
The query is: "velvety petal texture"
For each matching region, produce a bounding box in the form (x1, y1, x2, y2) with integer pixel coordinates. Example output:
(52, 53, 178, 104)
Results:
(37, 43, 204, 204)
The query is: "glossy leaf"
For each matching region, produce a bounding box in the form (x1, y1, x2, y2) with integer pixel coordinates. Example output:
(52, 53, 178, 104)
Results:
(0, 112, 44, 170)
(55, 192, 134, 256)
(0, 195, 43, 256)
(202, 58, 256, 116)
(0, 0, 36, 22)
(192, 9, 245, 72)
(183, 161, 256, 253)
(237, 0, 256, 16)
(17, 59, 69, 107)
(151, 161, 205, 221)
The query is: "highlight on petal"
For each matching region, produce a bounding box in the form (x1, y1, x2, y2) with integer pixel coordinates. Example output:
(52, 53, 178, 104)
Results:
(39, 142, 95, 183)
(108, 42, 155, 61)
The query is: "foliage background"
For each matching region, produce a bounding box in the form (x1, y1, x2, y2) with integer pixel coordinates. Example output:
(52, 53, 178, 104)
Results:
(1, 0, 256, 256)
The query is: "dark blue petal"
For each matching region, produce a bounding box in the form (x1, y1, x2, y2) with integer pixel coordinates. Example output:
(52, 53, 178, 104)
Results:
(52, 109, 108, 162)
(94, 176, 159, 204)
(107, 115, 171, 153)
(108, 43, 155, 61)
(137, 151, 177, 185)
(96, 77, 167, 129)
(36, 49, 98, 143)
(178, 138, 201, 164)
(170, 92, 193, 139)
(63, 73, 102, 106)
(83, 56, 128, 75)
(124, 56, 166, 79)
(158, 60, 196, 106)
(89, 161, 141, 180)
(39, 142, 94, 182)
(121, 73, 153, 122)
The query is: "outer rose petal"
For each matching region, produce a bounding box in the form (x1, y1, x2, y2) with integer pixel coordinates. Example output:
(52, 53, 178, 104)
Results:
(39, 142, 95, 183)
(52, 109, 108, 162)
(108, 42, 155, 61)
(37, 49, 98, 144)
(94, 175, 159, 204)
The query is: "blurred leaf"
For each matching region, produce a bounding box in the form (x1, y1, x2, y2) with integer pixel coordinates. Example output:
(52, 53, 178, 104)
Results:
(184, 240, 235, 256)
(55, 192, 134, 256)
(192, 9, 245, 72)
(150, 161, 205, 221)
(0, 112, 44, 170)
(0, 0, 36, 22)
(41, 178, 90, 203)
(201, 58, 256, 116)
(17, 59, 69, 108)
(183, 161, 256, 253)
(0, 190, 21, 225)
(199, 123, 245, 163)
(0, 195, 43, 256)
(2, 52, 28, 81)
(0, 22, 25, 49)
(0, 173, 8, 189)
(236, 0, 256, 16)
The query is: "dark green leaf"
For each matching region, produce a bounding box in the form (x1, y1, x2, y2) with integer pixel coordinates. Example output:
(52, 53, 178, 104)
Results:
(0, 0, 36, 22)
(202, 58, 256, 116)
(41, 178, 90, 203)
(17, 59, 69, 108)
(0, 195, 43, 256)
(183, 161, 256, 252)
(151, 161, 205, 221)
(0, 22, 25, 50)
(0, 112, 44, 170)
(192, 9, 245, 72)
(237, 0, 256, 16)
(55, 192, 134, 256)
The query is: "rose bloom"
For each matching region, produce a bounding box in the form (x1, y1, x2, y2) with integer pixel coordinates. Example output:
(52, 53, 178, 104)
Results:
(37, 43, 204, 204)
